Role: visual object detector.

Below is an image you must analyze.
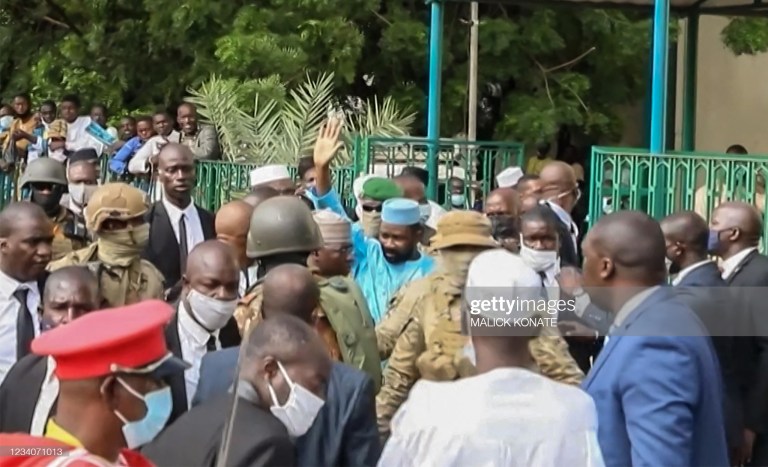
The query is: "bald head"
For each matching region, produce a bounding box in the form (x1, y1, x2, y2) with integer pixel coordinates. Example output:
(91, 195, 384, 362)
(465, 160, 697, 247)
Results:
(713, 202, 762, 240)
(261, 264, 320, 323)
(585, 210, 666, 284)
(216, 200, 253, 237)
(184, 240, 240, 301)
(660, 211, 709, 256)
(710, 201, 763, 258)
(484, 188, 520, 218)
(243, 186, 279, 208)
(394, 175, 427, 204)
(44, 266, 99, 302)
(0, 202, 51, 237)
(157, 143, 194, 167)
(539, 161, 579, 212)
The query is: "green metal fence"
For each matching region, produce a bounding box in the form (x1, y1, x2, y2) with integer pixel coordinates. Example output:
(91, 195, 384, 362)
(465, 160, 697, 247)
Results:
(353, 136, 525, 206)
(590, 146, 768, 250)
(2, 159, 356, 213)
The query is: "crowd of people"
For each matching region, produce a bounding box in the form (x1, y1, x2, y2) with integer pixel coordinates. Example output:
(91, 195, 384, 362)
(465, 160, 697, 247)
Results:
(0, 93, 763, 467)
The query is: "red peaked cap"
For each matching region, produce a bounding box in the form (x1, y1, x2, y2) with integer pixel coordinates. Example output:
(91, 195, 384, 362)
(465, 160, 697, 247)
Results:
(31, 300, 189, 380)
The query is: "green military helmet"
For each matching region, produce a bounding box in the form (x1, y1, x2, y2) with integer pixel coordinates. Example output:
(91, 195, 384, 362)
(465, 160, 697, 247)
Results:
(246, 196, 323, 259)
(85, 182, 148, 232)
(19, 157, 67, 190)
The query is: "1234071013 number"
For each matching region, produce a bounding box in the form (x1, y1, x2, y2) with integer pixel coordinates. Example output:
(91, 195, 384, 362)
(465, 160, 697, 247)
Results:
(1, 446, 68, 457)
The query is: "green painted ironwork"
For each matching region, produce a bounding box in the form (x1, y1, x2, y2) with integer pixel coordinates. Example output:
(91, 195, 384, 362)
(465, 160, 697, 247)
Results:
(590, 146, 768, 250)
(0, 159, 356, 213)
(353, 136, 525, 207)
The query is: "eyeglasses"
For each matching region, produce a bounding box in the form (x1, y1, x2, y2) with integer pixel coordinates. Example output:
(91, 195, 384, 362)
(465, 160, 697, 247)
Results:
(362, 204, 383, 212)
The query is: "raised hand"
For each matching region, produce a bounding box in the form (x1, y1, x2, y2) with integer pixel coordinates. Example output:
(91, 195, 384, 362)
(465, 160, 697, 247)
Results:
(313, 118, 344, 168)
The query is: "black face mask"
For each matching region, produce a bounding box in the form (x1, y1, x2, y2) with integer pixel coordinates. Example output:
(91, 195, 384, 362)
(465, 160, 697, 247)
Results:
(31, 188, 63, 216)
(489, 214, 518, 240)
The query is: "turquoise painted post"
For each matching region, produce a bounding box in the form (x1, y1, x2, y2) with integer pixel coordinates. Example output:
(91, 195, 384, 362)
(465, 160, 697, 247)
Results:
(650, 0, 670, 154)
(682, 13, 699, 151)
(426, 0, 444, 201)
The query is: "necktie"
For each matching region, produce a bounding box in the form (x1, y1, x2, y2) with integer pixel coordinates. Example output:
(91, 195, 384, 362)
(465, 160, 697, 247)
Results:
(14, 288, 33, 359)
(206, 335, 217, 352)
(537, 271, 548, 287)
(178, 214, 189, 274)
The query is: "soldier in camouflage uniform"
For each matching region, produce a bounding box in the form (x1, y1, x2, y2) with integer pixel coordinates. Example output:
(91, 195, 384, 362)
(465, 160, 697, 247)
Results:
(375, 210, 584, 438)
(48, 182, 165, 307)
(19, 158, 88, 260)
(234, 196, 383, 390)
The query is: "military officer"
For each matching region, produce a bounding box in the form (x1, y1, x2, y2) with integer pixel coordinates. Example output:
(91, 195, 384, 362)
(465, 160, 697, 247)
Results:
(234, 197, 381, 390)
(375, 211, 584, 438)
(0, 300, 189, 467)
(19, 157, 88, 260)
(47, 183, 165, 307)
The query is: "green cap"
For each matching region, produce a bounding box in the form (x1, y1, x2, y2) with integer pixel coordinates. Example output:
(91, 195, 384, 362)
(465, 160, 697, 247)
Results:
(361, 178, 403, 201)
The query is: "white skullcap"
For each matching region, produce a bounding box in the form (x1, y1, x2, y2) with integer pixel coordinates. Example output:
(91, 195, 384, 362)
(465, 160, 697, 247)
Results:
(496, 166, 524, 189)
(465, 249, 543, 323)
(250, 164, 291, 187)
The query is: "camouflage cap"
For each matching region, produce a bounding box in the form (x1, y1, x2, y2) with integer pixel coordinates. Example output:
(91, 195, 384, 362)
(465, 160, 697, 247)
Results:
(46, 119, 68, 140)
(429, 210, 498, 251)
(85, 183, 148, 231)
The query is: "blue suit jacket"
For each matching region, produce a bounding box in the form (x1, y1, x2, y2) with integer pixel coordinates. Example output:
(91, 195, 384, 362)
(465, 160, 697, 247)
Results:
(194, 348, 381, 467)
(583, 286, 729, 467)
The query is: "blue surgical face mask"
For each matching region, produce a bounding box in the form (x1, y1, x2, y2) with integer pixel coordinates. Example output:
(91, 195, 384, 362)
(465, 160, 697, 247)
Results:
(450, 194, 466, 208)
(112, 377, 172, 449)
(707, 228, 732, 254)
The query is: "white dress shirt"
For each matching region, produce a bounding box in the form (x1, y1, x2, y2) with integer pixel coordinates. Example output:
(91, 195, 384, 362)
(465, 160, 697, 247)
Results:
(0, 269, 42, 385)
(162, 197, 205, 256)
(379, 367, 605, 467)
(30, 357, 58, 436)
(177, 302, 220, 407)
(672, 259, 713, 286)
(721, 247, 758, 280)
(239, 264, 259, 297)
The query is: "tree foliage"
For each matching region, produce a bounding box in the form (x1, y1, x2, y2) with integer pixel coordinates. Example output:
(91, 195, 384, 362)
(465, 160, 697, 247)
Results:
(0, 1, 760, 146)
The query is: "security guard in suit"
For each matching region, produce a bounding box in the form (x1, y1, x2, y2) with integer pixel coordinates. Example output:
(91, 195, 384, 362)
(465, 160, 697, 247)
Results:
(234, 197, 381, 390)
(19, 158, 88, 260)
(48, 183, 165, 307)
(375, 211, 584, 439)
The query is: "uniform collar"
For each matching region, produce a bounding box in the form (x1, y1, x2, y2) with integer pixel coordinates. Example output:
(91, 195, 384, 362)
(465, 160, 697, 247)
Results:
(46, 418, 83, 448)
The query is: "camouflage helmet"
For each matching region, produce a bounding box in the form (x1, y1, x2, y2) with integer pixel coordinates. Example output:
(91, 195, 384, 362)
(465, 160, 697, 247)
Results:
(246, 196, 323, 259)
(19, 158, 67, 189)
(85, 182, 148, 231)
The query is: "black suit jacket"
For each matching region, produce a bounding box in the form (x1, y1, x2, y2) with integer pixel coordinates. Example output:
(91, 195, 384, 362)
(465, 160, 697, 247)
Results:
(724, 250, 768, 458)
(675, 261, 742, 450)
(164, 306, 241, 425)
(141, 393, 295, 467)
(142, 202, 215, 289)
(541, 203, 579, 267)
(194, 349, 381, 467)
(0, 355, 49, 434)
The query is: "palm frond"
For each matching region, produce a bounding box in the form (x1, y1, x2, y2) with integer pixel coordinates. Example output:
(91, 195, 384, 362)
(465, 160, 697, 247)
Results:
(188, 72, 415, 165)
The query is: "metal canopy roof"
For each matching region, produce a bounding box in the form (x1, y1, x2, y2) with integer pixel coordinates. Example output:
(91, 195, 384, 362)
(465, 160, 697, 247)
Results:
(477, 0, 768, 15)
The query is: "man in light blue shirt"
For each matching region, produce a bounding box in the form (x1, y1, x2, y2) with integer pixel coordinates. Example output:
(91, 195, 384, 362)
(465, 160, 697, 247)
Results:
(310, 119, 434, 323)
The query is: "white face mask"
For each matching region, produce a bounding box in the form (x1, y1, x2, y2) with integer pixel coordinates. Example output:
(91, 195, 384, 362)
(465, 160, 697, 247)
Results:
(68, 183, 99, 207)
(519, 238, 558, 272)
(186, 288, 238, 331)
(267, 361, 325, 438)
(418, 203, 431, 224)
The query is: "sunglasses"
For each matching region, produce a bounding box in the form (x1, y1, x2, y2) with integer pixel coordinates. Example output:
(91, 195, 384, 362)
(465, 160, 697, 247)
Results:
(362, 204, 383, 213)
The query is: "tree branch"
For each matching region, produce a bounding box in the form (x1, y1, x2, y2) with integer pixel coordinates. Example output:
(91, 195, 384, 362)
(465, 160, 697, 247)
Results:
(545, 47, 597, 73)
(42, 0, 82, 36)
